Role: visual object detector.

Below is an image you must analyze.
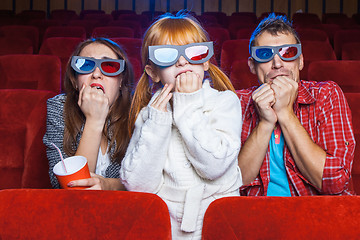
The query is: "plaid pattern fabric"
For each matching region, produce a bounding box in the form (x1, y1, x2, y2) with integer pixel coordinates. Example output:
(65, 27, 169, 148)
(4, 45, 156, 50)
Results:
(237, 80, 355, 196)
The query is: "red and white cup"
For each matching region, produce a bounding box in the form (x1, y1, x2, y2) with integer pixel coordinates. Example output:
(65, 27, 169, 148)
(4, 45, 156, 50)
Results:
(53, 156, 90, 189)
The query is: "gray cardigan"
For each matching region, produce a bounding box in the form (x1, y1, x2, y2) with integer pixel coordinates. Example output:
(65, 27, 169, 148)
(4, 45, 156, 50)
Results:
(43, 94, 121, 189)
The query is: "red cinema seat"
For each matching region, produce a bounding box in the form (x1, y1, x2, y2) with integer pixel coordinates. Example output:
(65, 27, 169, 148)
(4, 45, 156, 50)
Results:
(42, 26, 86, 42)
(83, 13, 113, 25)
(196, 15, 220, 28)
(341, 42, 360, 60)
(108, 20, 143, 38)
(296, 28, 329, 43)
(0, 54, 61, 94)
(230, 60, 259, 90)
(292, 12, 322, 28)
(344, 92, 360, 194)
(307, 60, 360, 93)
(0, 37, 33, 55)
(111, 37, 142, 63)
(92, 26, 134, 39)
(79, 9, 105, 19)
(39, 37, 83, 89)
(202, 12, 228, 28)
(50, 9, 78, 23)
(205, 27, 230, 65)
(333, 29, 360, 59)
(0, 90, 56, 189)
(0, 189, 171, 239)
(301, 40, 336, 80)
(111, 10, 136, 20)
(202, 196, 360, 239)
(0, 25, 39, 53)
(67, 19, 101, 38)
(220, 39, 250, 75)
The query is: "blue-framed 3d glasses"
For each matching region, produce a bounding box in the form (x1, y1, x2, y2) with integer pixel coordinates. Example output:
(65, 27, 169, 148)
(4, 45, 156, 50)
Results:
(71, 56, 125, 76)
(148, 42, 214, 67)
(251, 44, 302, 63)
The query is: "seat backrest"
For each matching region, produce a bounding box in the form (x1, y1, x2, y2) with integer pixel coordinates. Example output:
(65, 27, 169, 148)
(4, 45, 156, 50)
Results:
(333, 29, 360, 59)
(0, 189, 172, 239)
(344, 92, 360, 194)
(50, 9, 78, 21)
(341, 42, 360, 60)
(67, 19, 101, 38)
(0, 25, 39, 53)
(0, 54, 61, 93)
(39, 37, 83, 89)
(301, 40, 337, 80)
(205, 27, 230, 65)
(307, 60, 360, 93)
(297, 28, 329, 42)
(43, 26, 86, 42)
(292, 12, 322, 27)
(111, 10, 136, 20)
(202, 196, 360, 239)
(91, 26, 134, 38)
(0, 37, 33, 55)
(108, 20, 143, 38)
(0, 90, 56, 189)
(111, 37, 142, 63)
(220, 39, 250, 75)
(229, 60, 258, 90)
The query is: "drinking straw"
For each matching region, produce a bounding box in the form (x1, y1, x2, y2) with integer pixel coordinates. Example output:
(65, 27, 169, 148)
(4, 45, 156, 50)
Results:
(50, 143, 67, 173)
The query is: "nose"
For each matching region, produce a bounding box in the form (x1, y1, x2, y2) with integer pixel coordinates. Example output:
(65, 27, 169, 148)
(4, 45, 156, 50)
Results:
(176, 55, 189, 67)
(91, 67, 103, 79)
(271, 53, 284, 69)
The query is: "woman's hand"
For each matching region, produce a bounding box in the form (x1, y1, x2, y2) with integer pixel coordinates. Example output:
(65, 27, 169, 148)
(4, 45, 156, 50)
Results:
(151, 83, 173, 112)
(78, 84, 109, 126)
(67, 173, 125, 190)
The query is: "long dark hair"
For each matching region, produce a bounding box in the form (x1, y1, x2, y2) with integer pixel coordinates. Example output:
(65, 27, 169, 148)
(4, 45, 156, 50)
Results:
(63, 37, 134, 163)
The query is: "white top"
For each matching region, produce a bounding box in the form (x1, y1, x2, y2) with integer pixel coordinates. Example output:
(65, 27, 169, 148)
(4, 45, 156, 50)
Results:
(120, 80, 243, 237)
(95, 146, 110, 177)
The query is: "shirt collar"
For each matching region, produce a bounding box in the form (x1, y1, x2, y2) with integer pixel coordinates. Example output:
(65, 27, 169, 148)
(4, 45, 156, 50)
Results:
(297, 80, 316, 105)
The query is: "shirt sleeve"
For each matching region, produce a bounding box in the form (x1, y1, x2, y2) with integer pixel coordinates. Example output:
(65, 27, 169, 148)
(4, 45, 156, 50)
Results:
(120, 105, 172, 193)
(42, 95, 67, 189)
(317, 82, 355, 194)
(172, 84, 242, 181)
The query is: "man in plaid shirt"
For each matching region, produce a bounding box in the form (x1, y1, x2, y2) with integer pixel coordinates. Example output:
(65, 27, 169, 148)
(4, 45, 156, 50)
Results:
(237, 13, 355, 196)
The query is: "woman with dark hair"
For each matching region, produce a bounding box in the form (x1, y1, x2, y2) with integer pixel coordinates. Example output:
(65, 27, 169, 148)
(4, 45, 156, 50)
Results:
(43, 38, 134, 190)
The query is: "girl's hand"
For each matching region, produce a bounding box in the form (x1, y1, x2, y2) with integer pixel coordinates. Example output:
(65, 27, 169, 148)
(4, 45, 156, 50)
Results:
(151, 83, 173, 112)
(175, 71, 202, 93)
(78, 84, 109, 126)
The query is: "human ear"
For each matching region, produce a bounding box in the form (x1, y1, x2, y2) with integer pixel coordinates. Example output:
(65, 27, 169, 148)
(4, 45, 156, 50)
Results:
(299, 54, 304, 71)
(203, 61, 210, 71)
(248, 57, 257, 75)
(145, 64, 161, 83)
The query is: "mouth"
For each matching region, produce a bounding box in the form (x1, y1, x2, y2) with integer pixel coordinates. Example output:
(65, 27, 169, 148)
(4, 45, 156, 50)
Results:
(175, 70, 192, 78)
(90, 83, 105, 93)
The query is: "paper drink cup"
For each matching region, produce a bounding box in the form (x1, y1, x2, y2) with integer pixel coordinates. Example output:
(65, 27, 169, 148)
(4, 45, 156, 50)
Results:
(53, 156, 90, 189)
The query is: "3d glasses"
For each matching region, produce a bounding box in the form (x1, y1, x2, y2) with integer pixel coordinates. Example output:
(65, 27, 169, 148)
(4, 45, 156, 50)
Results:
(251, 44, 302, 63)
(148, 42, 214, 67)
(71, 56, 125, 76)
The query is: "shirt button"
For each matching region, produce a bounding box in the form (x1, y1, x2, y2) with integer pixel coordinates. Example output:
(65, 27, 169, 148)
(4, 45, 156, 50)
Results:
(345, 141, 349, 146)
(275, 134, 279, 138)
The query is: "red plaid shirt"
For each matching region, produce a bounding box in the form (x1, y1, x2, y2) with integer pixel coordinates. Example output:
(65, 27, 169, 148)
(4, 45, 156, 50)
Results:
(237, 80, 355, 196)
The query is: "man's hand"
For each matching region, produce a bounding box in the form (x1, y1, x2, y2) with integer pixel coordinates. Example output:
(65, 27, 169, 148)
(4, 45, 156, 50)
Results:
(252, 83, 277, 128)
(271, 76, 298, 121)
